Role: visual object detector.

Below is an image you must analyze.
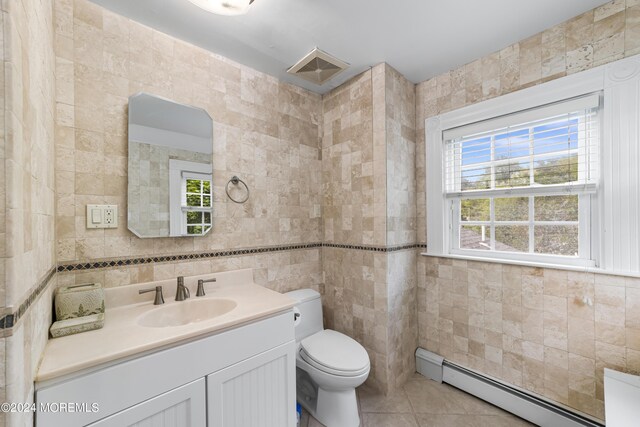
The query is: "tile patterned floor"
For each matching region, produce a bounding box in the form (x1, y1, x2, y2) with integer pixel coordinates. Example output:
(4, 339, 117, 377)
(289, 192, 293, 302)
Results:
(300, 373, 536, 427)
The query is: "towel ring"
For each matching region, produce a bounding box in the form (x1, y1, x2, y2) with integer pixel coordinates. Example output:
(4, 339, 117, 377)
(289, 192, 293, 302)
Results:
(225, 176, 250, 204)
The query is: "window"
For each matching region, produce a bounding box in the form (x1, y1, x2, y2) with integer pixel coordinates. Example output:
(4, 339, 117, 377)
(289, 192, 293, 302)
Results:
(443, 94, 600, 265)
(169, 159, 213, 237)
(182, 174, 212, 236)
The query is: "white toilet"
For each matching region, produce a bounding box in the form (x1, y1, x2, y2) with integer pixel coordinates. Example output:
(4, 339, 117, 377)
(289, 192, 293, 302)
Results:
(286, 289, 370, 427)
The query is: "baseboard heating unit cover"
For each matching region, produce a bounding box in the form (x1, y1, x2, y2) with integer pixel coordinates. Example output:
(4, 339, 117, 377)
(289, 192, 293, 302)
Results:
(416, 348, 603, 427)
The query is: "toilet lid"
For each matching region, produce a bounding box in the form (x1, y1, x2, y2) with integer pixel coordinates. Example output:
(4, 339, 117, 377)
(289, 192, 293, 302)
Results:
(300, 330, 370, 375)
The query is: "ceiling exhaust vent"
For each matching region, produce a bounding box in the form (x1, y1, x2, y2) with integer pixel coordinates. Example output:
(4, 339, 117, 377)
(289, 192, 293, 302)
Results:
(287, 48, 349, 85)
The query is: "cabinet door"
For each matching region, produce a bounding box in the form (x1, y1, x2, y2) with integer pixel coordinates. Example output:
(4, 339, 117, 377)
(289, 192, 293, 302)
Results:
(207, 341, 296, 427)
(88, 379, 206, 427)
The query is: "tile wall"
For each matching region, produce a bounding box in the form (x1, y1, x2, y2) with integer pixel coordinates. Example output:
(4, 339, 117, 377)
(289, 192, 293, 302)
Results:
(416, 0, 640, 420)
(321, 64, 418, 393)
(383, 65, 418, 390)
(321, 68, 389, 389)
(0, 0, 57, 425)
(53, 0, 324, 291)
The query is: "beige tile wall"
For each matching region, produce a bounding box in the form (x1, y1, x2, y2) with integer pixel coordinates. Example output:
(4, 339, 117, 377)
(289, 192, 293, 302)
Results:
(416, 2, 640, 420)
(3, 0, 56, 310)
(53, 0, 323, 288)
(419, 257, 640, 421)
(322, 246, 389, 391)
(383, 65, 418, 390)
(4, 277, 54, 427)
(321, 64, 418, 393)
(322, 69, 390, 390)
(386, 249, 418, 390)
(321, 69, 385, 246)
(0, 0, 57, 425)
(384, 65, 416, 247)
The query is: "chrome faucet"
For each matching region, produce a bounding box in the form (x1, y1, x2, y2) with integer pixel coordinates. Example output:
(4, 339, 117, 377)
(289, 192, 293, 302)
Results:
(196, 278, 217, 297)
(175, 276, 190, 301)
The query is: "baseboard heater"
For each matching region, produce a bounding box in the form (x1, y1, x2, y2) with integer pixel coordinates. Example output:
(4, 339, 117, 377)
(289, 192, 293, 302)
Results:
(416, 348, 604, 427)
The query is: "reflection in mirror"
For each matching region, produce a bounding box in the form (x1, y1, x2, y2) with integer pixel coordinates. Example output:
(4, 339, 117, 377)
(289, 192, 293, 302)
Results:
(128, 93, 213, 238)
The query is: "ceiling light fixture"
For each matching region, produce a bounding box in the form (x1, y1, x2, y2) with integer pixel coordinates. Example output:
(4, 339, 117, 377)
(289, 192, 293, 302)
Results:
(187, 0, 255, 16)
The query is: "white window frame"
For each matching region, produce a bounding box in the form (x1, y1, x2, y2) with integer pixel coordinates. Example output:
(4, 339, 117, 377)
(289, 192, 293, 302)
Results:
(442, 96, 600, 267)
(169, 159, 213, 237)
(425, 55, 640, 271)
(425, 62, 607, 267)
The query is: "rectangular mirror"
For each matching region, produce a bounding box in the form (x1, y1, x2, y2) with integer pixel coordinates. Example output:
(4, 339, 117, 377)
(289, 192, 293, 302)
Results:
(127, 93, 213, 238)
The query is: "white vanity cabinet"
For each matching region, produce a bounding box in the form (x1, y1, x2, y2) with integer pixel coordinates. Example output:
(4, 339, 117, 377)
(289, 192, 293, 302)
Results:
(207, 343, 294, 427)
(88, 379, 206, 427)
(35, 311, 296, 427)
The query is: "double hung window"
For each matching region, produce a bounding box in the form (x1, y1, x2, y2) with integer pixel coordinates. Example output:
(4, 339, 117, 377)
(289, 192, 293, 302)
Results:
(443, 94, 600, 265)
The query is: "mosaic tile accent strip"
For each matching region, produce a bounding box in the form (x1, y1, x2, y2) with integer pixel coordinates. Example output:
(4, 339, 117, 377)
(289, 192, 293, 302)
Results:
(0, 267, 56, 330)
(57, 243, 324, 272)
(57, 243, 428, 272)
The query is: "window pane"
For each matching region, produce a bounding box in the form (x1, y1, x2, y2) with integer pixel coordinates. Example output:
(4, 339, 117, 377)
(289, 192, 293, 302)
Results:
(495, 162, 530, 188)
(535, 195, 579, 221)
(495, 197, 528, 221)
(495, 129, 529, 159)
(187, 194, 202, 207)
(460, 225, 490, 250)
(461, 168, 491, 191)
(202, 180, 211, 194)
(534, 155, 578, 185)
(461, 137, 491, 166)
(495, 225, 528, 252)
(204, 212, 211, 224)
(534, 225, 578, 256)
(187, 225, 203, 235)
(460, 199, 490, 221)
(186, 211, 202, 224)
(203, 196, 211, 207)
(186, 179, 201, 193)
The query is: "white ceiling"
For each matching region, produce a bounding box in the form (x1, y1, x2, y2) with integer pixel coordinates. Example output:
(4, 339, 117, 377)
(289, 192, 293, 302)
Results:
(90, 0, 608, 94)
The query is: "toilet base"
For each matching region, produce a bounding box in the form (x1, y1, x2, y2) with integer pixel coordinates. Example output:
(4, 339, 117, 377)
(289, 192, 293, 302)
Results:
(312, 387, 360, 427)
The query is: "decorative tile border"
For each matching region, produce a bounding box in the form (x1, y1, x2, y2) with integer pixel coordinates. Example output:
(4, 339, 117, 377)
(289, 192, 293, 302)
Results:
(0, 242, 427, 333)
(57, 243, 324, 272)
(0, 266, 56, 332)
(322, 242, 427, 252)
(57, 242, 427, 272)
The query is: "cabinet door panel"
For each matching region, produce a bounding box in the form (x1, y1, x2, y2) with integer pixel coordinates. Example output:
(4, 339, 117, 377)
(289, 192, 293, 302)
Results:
(207, 341, 296, 427)
(89, 379, 205, 427)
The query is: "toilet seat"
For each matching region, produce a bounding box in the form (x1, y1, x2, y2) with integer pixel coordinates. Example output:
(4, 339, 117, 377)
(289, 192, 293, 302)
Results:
(299, 329, 370, 377)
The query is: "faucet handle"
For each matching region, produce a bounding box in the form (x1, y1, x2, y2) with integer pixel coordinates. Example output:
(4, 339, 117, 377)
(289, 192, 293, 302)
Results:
(139, 286, 164, 305)
(196, 278, 217, 297)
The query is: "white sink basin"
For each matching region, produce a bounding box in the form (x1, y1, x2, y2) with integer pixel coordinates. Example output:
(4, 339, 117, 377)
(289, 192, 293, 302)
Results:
(138, 298, 237, 328)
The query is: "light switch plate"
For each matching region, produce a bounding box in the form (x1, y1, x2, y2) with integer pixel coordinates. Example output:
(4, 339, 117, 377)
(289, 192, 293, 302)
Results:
(86, 205, 118, 229)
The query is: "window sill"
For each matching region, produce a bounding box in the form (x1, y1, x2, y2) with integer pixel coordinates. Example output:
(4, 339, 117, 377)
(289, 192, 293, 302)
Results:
(420, 252, 640, 279)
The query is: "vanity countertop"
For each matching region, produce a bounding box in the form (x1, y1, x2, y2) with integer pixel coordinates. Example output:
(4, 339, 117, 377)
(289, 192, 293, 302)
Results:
(36, 269, 295, 382)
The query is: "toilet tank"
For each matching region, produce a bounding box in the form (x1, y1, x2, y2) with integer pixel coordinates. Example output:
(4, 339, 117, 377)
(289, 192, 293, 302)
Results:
(285, 289, 323, 342)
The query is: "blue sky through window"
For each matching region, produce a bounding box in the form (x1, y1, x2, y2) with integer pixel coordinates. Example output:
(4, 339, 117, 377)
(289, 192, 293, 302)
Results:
(459, 116, 581, 189)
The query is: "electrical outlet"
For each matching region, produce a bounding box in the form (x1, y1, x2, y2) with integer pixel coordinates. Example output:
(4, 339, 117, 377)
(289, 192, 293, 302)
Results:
(86, 205, 118, 229)
(104, 207, 115, 225)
